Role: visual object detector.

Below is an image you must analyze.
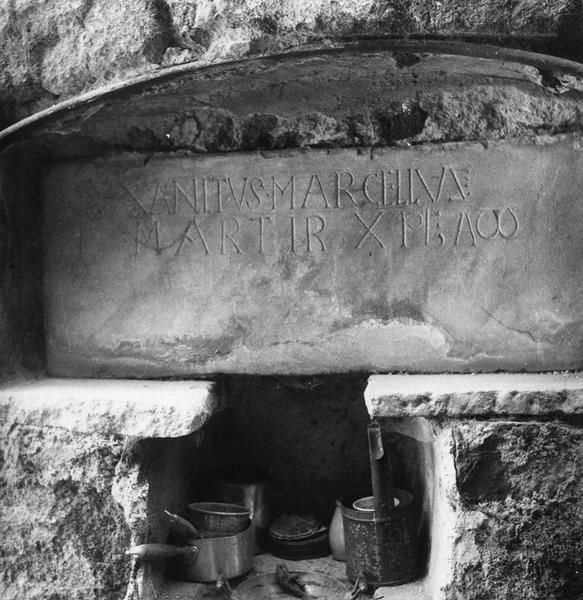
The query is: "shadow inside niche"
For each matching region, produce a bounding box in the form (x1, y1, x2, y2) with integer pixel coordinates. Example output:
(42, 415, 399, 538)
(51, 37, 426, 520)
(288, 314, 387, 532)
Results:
(138, 375, 432, 587)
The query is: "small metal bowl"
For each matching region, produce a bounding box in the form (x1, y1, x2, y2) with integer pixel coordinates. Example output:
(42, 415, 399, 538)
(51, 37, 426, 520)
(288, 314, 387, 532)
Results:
(187, 501, 251, 536)
(352, 496, 400, 511)
(353, 496, 374, 511)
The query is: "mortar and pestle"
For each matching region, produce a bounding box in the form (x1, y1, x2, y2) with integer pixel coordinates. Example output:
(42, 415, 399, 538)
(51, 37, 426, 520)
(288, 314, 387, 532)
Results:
(341, 421, 417, 587)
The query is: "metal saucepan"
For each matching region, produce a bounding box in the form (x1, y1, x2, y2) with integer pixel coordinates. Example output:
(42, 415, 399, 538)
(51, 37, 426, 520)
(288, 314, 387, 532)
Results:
(177, 524, 254, 582)
(126, 523, 254, 583)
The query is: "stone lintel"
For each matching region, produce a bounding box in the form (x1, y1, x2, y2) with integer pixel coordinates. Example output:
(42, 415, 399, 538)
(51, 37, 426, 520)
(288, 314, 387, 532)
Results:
(365, 373, 583, 418)
(44, 137, 583, 376)
(0, 378, 220, 438)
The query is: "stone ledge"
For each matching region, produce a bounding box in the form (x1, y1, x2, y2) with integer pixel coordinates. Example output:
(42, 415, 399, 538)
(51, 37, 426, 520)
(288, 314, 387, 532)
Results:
(0, 378, 220, 437)
(365, 373, 583, 418)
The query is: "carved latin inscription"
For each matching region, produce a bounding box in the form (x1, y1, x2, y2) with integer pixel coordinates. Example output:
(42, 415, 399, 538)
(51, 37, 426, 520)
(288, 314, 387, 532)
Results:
(45, 139, 583, 375)
(92, 163, 519, 257)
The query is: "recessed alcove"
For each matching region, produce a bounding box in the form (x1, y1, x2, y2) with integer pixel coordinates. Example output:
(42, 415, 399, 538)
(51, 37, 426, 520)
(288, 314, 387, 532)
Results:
(129, 375, 438, 600)
(3, 373, 583, 598)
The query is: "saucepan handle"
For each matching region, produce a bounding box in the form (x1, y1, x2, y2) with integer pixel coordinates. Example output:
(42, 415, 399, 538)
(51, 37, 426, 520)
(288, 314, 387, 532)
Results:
(163, 509, 203, 539)
(126, 543, 199, 563)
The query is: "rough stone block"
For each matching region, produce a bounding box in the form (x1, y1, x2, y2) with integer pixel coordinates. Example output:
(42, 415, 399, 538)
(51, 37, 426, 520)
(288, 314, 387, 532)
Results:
(448, 421, 583, 600)
(0, 422, 131, 600)
(0, 378, 223, 599)
(0, 0, 171, 125)
(45, 136, 583, 375)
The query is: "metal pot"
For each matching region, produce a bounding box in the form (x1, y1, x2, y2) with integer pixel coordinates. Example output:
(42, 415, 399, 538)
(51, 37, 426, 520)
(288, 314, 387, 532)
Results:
(126, 524, 254, 583)
(176, 523, 254, 582)
(214, 466, 271, 552)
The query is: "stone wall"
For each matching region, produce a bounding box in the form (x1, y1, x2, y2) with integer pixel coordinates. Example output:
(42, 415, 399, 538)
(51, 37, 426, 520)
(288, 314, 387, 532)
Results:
(368, 375, 583, 600)
(2, 4, 583, 600)
(1, 0, 582, 127)
(0, 381, 220, 600)
(4, 377, 583, 599)
(0, 422, 130, 600)
(449, 421, 583, 600)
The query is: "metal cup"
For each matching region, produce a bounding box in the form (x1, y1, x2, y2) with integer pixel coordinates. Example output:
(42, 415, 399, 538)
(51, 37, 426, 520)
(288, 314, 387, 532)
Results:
(214, 466, 271, 553)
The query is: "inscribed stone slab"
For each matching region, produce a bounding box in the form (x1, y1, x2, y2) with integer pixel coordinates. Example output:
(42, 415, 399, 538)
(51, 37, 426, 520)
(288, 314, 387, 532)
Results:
(44, 136, 583, 375)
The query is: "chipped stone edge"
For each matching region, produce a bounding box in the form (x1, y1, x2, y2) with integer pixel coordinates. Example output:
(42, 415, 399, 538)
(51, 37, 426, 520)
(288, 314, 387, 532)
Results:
(365, 373, 583, 418)
(0, 378, 222, 438)
(3, 38, 583, 152)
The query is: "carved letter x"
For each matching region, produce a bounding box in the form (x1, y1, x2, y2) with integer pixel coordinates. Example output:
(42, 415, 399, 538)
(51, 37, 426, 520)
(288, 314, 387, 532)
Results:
(354, 212, 385, 248)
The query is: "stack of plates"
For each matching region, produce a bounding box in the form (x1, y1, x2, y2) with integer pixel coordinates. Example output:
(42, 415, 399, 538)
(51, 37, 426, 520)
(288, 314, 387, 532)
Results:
(268, 514, 330, 560)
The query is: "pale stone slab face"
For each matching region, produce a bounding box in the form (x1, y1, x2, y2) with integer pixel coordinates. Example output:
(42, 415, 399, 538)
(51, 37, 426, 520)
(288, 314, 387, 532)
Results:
(365, 373, 583, 418)
(44, 136, 583, 375)
(0, 379, 219, 437)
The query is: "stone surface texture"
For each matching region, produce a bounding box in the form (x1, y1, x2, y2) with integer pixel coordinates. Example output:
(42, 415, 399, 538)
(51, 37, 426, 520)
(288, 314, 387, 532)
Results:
(6, 48, 578, 377)
(42, 136, 583, 376)
(0, 0, 581, 128)
(0, 378, 220, 437)
(0, 420, 131, 600)
(4, 47, 583, 377)
(448, 420, 583, 600)
(31, 50, 583, 155)
(365, 372, 583, 418)
(0, 378, 222, 600)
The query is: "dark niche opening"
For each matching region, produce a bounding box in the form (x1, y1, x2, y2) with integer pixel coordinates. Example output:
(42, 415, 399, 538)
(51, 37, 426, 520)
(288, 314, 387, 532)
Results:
(136, 375, 433, 599)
